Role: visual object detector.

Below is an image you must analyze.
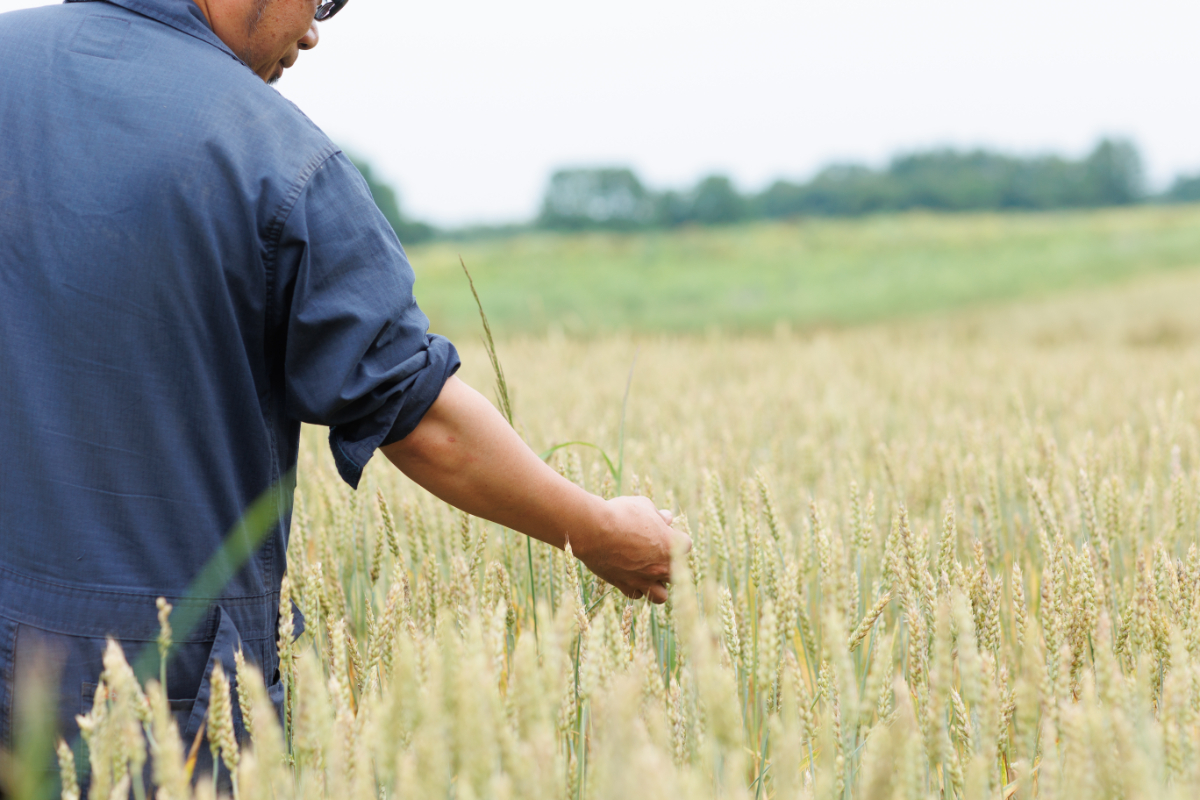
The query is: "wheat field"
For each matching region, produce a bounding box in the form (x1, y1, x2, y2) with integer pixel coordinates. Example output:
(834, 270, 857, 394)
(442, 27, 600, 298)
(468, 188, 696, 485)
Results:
(56, 269, 1200, 800)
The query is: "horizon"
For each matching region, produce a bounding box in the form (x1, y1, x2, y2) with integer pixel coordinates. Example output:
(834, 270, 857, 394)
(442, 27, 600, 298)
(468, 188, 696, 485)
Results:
(402, 138, 1169, 233)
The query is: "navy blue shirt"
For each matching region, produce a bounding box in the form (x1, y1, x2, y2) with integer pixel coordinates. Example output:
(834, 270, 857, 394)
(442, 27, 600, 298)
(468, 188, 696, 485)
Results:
(0, 0, 457, 746)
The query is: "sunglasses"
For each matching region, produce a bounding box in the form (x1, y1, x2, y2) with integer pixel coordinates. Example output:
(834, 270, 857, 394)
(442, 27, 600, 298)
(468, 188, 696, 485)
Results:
(315, 0, 349, 21)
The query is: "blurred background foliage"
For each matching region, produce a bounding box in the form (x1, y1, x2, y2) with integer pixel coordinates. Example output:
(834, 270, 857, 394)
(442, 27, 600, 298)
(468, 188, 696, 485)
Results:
(350, 137, 1200, 243)
(342, 138, 1200, 341)
(539, 138, 1146, 231)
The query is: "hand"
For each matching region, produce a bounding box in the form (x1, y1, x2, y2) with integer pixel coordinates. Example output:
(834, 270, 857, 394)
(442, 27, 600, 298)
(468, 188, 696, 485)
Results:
(572, 496, 692, 604)
(381, 378, 692, 603)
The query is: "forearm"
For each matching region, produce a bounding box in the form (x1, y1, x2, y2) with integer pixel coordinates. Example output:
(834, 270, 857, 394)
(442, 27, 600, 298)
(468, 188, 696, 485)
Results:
(381, 375, 686, 603)
(380, 376, 607, 552)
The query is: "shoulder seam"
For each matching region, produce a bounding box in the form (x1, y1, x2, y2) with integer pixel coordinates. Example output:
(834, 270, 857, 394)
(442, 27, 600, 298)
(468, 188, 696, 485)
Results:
(262, 144, 342, 334)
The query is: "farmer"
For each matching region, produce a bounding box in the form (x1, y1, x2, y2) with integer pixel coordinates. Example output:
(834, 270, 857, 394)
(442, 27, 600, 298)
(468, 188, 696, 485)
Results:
(0, 0, 688, 764)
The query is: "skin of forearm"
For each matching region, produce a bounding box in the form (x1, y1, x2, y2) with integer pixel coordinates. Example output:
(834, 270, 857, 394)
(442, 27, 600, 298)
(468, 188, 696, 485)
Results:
(381, 376, 686, 603)
(380, 376, 610, 553)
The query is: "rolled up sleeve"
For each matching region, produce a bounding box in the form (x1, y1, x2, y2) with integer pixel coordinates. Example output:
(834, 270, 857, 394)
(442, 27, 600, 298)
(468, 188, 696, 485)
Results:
(273, 153, 459, 488)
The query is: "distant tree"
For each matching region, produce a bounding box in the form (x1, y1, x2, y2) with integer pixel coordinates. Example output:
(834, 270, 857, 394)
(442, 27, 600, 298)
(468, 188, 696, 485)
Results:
(1165, 174, 1200, 203)
(531, 139, 1148, 233)
(654, 190, 694, 228)
(690, 175, 746, 224)
(754, 180, 807, 219)
(799, 164, 901, 216)
(750, 167, 894, 218)
(746, 139, 1146, 220)
(1081, 138, 1143, 205)
(886, 149, 1014, 210)
(654, 175, 746, 227)
(348, 155, 436, 245)
(538, 168, 655, 230)
(1004, 155, 1088, 209)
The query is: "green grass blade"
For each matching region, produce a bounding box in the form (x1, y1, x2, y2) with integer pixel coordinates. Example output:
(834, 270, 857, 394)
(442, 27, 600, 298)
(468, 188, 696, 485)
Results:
(539, 441, 618, 483)
(460, 256, 513, 426)
(461, 257, 537, 642)
(616, 347, 639, 494)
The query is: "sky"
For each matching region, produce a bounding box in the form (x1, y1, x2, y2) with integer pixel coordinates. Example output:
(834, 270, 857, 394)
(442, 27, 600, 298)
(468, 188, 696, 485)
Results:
(4, 0, 1199, 226)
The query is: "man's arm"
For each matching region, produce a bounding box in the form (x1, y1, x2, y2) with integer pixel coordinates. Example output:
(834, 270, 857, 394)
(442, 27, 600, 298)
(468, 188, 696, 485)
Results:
(381, 376, 687, 603)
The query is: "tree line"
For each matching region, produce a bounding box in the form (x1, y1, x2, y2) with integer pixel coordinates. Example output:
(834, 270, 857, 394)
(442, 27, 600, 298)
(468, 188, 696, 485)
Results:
(350, 141, 1200, 241)
(538, 139, 1181, 231)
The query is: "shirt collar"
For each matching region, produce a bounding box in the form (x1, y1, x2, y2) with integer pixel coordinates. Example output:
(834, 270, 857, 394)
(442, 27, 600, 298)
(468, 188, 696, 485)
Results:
(65, 0, 244, 65)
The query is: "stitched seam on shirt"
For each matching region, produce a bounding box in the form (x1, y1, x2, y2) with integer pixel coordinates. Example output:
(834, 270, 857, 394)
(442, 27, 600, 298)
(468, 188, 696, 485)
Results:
(0, 597, 279, 642)
(3, 618, 273, 644)
(260, 145, 339, 486)
(1, 617, 14, 747)
(257, 148, 339, 580)
(262, 145, 341, 338)
(332, 435, 362, 475)
(4, 617, 273, 644)
(255, 154, 340, 584)
(0, 564, 278, 605)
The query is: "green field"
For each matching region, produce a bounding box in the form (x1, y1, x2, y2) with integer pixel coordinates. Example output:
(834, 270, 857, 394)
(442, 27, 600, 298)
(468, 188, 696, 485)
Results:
(409, 204, 1200, 337)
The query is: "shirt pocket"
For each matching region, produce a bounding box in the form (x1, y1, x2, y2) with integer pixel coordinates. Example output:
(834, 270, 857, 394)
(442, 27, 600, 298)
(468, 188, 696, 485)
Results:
(10, 619, 235, 760)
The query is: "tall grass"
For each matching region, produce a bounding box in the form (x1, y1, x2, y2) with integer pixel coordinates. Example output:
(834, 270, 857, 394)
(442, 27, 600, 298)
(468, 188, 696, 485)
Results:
(21, 282, 1200, 799)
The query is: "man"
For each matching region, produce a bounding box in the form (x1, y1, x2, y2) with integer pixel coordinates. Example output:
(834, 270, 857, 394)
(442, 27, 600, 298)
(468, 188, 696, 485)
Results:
(0, 0, 686, 760)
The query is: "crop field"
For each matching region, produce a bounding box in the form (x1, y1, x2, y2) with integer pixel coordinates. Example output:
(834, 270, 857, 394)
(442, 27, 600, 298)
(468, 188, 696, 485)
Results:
(412, 204, 1200, 337)
(32, 228, 1200, 799)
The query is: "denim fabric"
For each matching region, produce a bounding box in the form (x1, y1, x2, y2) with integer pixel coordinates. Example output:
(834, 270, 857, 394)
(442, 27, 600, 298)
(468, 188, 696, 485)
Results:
(0, 0, 458, 750)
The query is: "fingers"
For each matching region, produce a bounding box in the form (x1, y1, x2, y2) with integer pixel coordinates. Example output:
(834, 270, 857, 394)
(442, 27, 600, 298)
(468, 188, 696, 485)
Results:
(668, 527, 693, 584)
(671, 529, 693, 555)
(657, 507, 691, 557)
(660, 506, 694, 561)
(620, 583, 668, 603)
(647, 582, 669, 604)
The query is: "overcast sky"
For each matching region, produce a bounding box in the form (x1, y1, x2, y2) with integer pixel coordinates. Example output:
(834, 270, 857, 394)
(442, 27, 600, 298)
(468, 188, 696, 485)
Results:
(4, 0, 1199, 225)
